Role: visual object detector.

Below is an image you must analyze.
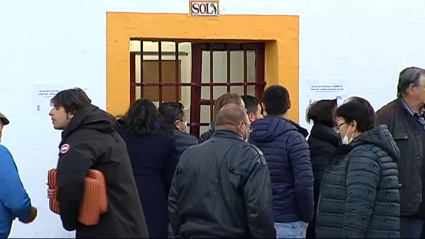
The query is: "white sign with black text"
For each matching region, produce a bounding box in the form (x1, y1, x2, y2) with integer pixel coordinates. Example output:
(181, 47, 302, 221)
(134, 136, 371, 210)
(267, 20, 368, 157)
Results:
(190, 1, 219, 16)
(34, 82, 89, 114)
(307, 77, 348, 106)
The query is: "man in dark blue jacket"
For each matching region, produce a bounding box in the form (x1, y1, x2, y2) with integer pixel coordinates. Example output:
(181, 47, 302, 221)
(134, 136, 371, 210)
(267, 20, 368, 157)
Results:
(249, 85, 313, 238)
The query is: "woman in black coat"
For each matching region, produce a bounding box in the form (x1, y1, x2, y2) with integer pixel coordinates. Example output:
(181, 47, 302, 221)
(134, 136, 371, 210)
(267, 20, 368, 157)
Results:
(116, 99, 178, 238)
(306, 99, 340, 239)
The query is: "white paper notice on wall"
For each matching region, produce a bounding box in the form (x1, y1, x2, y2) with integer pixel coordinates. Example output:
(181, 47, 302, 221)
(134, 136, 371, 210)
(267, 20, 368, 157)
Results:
(34, 82, 89, 114)
(307, 77, 348, 106)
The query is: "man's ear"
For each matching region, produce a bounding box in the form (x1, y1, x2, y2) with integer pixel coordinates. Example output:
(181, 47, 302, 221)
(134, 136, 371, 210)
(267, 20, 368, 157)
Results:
(287, 100, 291, 110)
(67, 112, 76, 120)
(174, 120, 180, 128)
(248, 112, 255, 122)
(261, 102, 266, 112)
(351, 120, 358, 132)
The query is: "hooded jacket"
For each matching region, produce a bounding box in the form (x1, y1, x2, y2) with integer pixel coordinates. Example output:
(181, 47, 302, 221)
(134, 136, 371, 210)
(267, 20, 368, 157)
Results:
(56, 104, 149, 238)
(316, 125, 400, 238)
(248, 116, 314, 223)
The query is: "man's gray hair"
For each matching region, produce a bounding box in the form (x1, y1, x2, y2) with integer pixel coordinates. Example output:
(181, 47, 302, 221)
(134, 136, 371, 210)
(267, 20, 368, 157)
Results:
(397, 67, 425, 97)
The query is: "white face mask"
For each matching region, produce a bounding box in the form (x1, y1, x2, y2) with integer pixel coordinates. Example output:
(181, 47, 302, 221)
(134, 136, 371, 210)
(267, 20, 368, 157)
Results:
(176, 120, 188, 133)
(341, 125, 354, 145)
(184, 121, 189, 133)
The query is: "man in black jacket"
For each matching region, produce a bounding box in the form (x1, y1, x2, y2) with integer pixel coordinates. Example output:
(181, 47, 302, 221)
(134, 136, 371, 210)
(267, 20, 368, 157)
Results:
(376, 67, 425, 238)
(168, 103, 275, 238)
(49, 88, 148, 238)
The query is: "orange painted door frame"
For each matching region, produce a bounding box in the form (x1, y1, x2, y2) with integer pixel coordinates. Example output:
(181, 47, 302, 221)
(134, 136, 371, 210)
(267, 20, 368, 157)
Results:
(106, 12, 299, 122)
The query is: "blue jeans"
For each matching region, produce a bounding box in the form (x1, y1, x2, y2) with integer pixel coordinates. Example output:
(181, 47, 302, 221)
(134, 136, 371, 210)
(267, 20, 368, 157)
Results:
(400, 217, 425, 238)
(275, 221, 307, 238)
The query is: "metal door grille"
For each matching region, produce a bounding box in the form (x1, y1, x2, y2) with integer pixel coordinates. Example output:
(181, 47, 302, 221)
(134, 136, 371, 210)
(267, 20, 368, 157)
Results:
(129, 40, 265, 137)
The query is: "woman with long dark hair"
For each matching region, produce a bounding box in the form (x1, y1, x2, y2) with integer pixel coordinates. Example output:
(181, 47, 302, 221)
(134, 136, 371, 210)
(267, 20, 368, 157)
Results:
(116, 99, 178, 238)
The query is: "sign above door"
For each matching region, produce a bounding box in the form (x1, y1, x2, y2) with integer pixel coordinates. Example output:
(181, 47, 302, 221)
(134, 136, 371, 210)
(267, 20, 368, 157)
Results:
(189, 0, 219, 16)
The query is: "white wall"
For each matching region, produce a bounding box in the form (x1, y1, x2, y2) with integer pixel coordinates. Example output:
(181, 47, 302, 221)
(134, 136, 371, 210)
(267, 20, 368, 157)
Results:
(0, 0, 424, 237)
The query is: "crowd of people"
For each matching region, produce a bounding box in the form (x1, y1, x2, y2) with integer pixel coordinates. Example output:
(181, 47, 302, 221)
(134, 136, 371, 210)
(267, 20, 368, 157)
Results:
(0, 66, 425, 238)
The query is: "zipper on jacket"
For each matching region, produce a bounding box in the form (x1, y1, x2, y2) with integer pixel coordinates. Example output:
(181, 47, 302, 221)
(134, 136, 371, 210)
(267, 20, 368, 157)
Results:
(315, 166, 330, 233)
(315, 153, 342, 234)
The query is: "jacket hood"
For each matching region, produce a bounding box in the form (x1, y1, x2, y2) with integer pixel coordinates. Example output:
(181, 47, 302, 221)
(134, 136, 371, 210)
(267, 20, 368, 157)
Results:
(250, 116, 309, 143)
(351, 124, 400, 161)
(62, 104, 116, 138)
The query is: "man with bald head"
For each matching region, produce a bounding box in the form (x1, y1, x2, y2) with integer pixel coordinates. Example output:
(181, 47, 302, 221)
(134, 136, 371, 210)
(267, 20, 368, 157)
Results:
(168, 103, 275, 238)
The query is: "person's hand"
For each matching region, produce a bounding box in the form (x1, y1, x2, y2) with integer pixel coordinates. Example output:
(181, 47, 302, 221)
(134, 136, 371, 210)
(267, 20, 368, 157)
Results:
(47, 188, 56, 199)
(302, 221, 308, 227)
(19, 206, 37, 224)
(46, 183, 56, 199)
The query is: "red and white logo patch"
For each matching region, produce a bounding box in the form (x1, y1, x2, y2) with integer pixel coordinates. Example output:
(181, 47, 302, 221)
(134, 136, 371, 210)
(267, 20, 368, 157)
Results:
(60, 144, 71, 154)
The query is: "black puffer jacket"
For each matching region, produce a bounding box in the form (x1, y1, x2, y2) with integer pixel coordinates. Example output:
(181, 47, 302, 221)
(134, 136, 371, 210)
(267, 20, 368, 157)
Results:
(316, 125, 400, 238)
(307, 123, 340, 239)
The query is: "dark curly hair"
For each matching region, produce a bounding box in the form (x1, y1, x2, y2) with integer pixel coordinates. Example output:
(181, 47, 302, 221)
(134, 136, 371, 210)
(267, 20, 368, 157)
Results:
(122, 99, 163, 134)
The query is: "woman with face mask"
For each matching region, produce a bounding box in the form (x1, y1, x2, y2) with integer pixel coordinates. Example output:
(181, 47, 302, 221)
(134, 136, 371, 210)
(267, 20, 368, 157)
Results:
(315, 97, 400, 238)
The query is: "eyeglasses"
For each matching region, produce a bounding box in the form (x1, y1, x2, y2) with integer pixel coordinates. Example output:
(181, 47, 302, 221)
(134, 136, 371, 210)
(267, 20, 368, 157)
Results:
(335, 122, 347, 131)
(172, 103, 185, 122)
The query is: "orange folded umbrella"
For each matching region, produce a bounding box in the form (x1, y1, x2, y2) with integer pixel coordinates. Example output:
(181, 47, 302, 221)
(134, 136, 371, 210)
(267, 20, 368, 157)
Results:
(48, 169, 108, 226)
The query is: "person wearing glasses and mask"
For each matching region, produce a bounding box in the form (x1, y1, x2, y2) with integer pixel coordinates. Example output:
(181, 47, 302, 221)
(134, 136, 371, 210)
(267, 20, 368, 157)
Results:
(158, 102, 199, 238)
(315, 97, 400, 238)
(158, 102, 199, 160)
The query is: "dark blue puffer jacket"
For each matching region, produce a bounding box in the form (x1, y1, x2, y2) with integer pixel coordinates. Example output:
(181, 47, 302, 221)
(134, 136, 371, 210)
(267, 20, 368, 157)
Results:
(249, 116, 314, 223)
